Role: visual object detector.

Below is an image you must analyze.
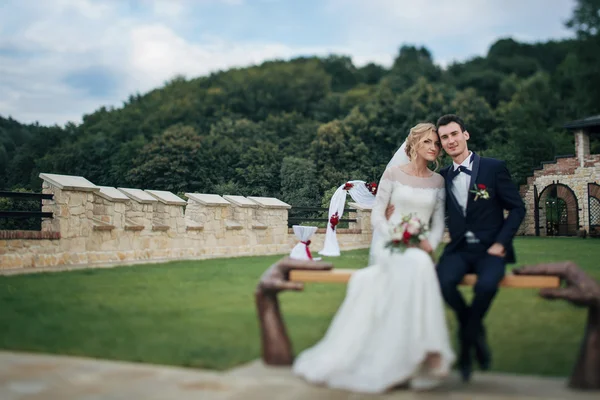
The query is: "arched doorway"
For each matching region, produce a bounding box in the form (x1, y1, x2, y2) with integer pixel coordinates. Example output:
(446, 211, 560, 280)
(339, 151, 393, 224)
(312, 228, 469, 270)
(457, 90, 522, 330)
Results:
(588, 183, 600, 237)
(537, 183, 579, 236)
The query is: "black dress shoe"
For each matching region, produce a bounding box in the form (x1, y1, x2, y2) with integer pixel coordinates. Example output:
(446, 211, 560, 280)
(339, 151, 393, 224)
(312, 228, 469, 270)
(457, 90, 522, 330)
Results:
(459, 353, 472, 382)
(458, 339, 473, 382)
(474, 329, 491, 370)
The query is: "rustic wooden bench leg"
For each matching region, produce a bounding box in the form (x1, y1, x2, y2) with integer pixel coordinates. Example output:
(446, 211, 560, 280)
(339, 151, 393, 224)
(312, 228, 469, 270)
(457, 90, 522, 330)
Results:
(514, 262, 600, 390)
(255, 257, 333, 365)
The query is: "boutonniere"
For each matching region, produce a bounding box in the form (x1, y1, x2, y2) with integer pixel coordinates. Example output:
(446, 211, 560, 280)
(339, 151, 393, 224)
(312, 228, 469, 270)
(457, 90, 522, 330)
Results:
(470, 183, 490, 201)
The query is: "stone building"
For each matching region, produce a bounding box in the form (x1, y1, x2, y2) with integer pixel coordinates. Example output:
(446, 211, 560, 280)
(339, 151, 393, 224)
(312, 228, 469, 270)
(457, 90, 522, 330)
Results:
(518, 115, 600, 237)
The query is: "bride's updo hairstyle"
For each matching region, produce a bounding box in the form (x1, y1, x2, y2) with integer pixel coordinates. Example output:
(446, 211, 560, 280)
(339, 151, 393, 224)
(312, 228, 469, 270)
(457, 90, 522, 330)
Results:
(404, 122, 442, 170)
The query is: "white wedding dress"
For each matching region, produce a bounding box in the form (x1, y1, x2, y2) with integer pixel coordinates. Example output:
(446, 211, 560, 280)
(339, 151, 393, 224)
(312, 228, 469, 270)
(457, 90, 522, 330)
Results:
(292, 166, 456, 393)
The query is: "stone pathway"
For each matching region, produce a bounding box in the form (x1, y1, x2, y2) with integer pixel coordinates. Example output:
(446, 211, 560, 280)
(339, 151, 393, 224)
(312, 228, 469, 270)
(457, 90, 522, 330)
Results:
(0, 350, 598, 399)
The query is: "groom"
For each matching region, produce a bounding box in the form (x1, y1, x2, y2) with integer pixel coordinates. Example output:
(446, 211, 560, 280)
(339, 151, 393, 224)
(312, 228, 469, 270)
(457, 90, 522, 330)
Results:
(436, 114, 526, 382)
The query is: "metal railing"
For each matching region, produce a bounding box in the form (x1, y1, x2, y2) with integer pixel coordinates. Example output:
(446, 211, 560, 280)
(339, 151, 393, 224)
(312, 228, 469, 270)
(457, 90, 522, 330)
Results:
(0, 191, 54, 231)
(287, 206, 357, 228)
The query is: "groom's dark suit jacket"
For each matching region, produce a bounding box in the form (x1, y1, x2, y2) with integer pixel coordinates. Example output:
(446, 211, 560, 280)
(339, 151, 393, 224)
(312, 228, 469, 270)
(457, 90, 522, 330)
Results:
(439, 153, 526, 264)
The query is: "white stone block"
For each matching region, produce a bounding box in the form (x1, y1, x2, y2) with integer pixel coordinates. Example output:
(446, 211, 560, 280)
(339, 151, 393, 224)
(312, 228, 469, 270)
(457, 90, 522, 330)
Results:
(185, 193, 230, 206)
(118, 188, 158, 204)
(96, 186, 130, 202)
(145, 190, 187, 205)
(223, 195, 259, 208)
(39, 173, 99, 192)
(225, 220, 243, 230)
(247, 196, 291, 209)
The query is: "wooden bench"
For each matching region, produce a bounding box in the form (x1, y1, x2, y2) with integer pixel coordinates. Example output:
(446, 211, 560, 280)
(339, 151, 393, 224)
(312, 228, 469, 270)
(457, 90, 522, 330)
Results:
(290, 269, 560, 288)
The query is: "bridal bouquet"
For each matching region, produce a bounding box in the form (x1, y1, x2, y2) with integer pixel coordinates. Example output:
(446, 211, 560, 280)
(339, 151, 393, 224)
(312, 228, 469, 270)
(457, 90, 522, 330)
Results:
(385, 214, 429, 253)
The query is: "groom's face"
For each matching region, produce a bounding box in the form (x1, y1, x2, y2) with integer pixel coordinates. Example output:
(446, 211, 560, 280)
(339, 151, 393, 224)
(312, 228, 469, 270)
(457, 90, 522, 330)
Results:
(438, 122, 469, 158)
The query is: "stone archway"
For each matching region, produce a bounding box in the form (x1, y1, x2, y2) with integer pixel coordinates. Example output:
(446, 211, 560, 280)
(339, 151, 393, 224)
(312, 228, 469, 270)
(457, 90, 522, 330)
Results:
(588, 183, 600, 237)
(537, 183, 579, 236)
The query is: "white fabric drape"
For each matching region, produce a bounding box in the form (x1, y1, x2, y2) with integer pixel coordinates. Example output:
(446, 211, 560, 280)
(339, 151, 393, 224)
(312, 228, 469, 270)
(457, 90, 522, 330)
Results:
(318, 141, 411, 258)
(290, 225, 318, 260)
(318, 180, 376, 257)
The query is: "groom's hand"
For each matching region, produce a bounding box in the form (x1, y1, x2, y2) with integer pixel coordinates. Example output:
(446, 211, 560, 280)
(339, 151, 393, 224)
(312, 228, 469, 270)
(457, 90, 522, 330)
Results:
(385, 204, 394, 220)
(419, 239, 433, 254)
(487, 243, 506, 257)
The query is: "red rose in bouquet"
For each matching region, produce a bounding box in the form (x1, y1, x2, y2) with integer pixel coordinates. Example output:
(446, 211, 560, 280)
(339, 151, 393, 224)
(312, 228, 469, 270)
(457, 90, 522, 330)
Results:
(385, 213, 429, 253)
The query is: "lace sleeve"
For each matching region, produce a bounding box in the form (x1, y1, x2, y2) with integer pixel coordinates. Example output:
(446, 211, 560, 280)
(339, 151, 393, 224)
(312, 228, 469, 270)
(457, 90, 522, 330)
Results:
(427, 187, 446, 250)
(370, 169, 394, 234)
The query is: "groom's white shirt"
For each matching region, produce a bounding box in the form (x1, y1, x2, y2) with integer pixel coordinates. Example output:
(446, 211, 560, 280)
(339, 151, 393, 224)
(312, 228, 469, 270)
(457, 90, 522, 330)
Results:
(451, 151, 473, 215)
(451, 151, 478, 243)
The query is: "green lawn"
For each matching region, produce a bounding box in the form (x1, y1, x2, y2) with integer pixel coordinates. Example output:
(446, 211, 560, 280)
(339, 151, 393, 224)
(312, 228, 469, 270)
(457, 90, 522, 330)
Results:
(0, 237, 598, 377)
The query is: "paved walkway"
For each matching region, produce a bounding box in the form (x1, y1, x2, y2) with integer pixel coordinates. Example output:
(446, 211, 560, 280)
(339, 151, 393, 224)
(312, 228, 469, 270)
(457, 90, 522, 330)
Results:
(1, 351, 598, 399)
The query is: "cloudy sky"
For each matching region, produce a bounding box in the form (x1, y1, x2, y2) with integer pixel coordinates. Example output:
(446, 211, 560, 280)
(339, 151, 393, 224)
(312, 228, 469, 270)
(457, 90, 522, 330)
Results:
(0, 0, 576, 126)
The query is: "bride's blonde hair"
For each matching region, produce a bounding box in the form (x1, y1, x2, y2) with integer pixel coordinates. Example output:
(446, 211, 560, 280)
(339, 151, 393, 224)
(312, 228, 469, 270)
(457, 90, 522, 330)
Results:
(404, 122, 442, 170)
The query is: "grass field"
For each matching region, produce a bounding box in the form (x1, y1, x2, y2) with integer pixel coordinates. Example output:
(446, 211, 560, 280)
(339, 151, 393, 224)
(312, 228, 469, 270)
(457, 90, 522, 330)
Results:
(0, 236, 598, 377)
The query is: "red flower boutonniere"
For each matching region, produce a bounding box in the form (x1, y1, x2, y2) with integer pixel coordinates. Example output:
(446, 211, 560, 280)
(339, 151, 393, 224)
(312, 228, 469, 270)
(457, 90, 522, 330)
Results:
(470, 183, 490, 201)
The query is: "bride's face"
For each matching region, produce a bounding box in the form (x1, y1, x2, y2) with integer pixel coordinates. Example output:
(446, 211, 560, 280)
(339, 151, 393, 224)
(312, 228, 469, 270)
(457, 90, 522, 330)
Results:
(416, 132, 441, 162)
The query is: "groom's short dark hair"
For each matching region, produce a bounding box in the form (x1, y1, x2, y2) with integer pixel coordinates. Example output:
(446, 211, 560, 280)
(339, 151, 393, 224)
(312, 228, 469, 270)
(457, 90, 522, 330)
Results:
(436, 114, 466, 132)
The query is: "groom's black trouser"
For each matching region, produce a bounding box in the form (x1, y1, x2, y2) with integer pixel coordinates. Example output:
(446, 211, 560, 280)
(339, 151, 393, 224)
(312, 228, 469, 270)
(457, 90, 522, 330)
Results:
(436, 242, 506, 343)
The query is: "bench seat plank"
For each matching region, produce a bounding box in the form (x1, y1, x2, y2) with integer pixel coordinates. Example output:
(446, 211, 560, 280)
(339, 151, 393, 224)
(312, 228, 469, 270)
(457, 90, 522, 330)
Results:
(289, 269, 560, 289)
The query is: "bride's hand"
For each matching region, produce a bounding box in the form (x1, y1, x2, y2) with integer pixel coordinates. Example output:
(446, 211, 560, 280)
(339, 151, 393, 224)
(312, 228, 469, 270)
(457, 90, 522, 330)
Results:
(385, 204, 394, 220)
(419, 239, 433, 254)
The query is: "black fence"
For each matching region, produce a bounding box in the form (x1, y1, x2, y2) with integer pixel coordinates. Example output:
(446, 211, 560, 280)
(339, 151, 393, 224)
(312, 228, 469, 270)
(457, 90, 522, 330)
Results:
(287, 206, 357, 228)
(0, 191, 54, 231)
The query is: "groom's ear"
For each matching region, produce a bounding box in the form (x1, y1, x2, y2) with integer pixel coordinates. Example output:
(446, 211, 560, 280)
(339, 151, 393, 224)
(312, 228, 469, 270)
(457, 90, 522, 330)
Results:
(463, 130, 470, 141)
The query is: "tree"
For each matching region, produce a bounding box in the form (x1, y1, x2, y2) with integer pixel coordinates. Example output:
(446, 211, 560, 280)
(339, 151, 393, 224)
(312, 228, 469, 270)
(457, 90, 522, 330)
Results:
(385, 45, 442, 93)
(127, 124, 208, 192)
(563, 0, 600, 114)
(566, 0, 600, 37)
(485, 73, 572, 185)
(357, 63, 387, 85)
(448, 88, 496, 151)
(280, 157, 320, 207)
(320, 55, 359, 92)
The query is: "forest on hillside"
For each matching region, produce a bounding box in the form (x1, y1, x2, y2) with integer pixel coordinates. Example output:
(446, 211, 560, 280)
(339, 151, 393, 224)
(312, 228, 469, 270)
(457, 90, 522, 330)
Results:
(1, 0, 599, 208)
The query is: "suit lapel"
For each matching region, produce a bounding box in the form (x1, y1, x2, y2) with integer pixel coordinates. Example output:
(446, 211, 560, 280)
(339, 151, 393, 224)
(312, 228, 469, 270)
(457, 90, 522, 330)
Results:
(466, 152, 481, 213)
(444, 165, 463, 216)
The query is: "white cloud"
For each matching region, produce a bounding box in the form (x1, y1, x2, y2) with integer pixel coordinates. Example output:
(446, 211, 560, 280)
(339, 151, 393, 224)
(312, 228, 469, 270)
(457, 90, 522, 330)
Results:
(0, 0, 576, 126)
(0, 1, 377, 126)
(127, 25, 362, 89)
(326, 0, 575, 64)
(151, 0, 186, 18)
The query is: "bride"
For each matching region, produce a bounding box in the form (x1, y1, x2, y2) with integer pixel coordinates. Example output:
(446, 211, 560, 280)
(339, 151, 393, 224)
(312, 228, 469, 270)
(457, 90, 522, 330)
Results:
(292, 122, 455, 393)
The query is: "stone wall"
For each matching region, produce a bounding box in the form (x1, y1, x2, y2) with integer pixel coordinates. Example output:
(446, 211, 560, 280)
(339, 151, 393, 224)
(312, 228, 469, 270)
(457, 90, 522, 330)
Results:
(0, 173, 374, 271)
(518, 155, 600, 236)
